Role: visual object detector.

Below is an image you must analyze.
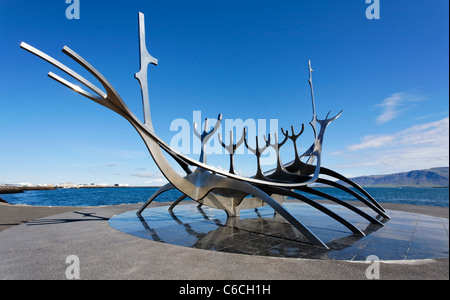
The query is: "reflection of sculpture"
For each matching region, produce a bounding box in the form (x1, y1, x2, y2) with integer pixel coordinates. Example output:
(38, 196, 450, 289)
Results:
(134, 204, 376, 258)
(21, 12, 389, 249)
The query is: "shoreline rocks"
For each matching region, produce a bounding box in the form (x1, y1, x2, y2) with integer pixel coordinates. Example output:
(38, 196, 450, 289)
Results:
(0, 186, 57, 195)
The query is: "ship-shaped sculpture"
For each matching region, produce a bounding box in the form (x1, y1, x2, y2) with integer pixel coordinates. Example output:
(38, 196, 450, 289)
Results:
(21, 12, 389, 248)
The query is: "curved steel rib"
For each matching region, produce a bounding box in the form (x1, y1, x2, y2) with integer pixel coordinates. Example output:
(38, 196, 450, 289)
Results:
(316, 178, 390, 219)
(168, 194, 188, 212)
(319, 167, 386, 213)
(261, 186, 365, 236)
(137, 183, 175, 215)
(297, 186, 384, 225)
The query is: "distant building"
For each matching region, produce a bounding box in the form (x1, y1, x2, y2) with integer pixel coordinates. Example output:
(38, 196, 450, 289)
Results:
(60, 183, 76, 188)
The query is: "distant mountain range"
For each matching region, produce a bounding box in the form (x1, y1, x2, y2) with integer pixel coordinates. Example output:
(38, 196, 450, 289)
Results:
(341, 167, 449, 187)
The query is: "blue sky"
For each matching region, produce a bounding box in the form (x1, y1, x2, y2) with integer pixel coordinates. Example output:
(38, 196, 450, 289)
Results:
(0, 0, 448, 186)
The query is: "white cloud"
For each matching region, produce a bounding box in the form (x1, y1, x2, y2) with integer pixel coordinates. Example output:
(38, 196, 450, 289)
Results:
(129, 171, 169, 186)
(374, 92, 424, 124)
(348, 135, 395, 151)
(414, 112, 448, 121)
(129, 172, 164, 178)
(144, 178, 168, 185)
(329, 117, 449, 176)
(327, 150, 345, 156)
(101, 163, 117, 167)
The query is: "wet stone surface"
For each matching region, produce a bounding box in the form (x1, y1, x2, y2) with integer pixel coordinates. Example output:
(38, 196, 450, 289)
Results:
(108, 203, 449, 261)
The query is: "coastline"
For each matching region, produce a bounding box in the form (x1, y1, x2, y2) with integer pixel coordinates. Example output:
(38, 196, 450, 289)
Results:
(0, 185, 162, 194)
(0, 186, 57, 194)
(0, 185, 161, 202)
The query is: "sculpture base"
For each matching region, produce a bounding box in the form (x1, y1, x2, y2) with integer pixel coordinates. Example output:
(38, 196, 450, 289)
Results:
(109, 202, 449, 260)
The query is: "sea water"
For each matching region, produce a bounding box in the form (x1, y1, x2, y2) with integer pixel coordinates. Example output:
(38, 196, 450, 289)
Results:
(1, 187, 448, 208)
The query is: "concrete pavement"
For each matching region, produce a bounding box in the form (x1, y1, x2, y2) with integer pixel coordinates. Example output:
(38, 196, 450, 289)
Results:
(0, 202, 448, 280)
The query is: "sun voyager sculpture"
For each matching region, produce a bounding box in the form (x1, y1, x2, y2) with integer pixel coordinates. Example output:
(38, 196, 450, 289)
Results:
(21, 12, 390, 248)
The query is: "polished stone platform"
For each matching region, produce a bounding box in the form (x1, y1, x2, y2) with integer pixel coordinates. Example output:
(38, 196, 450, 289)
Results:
(108, 202, 449, 261)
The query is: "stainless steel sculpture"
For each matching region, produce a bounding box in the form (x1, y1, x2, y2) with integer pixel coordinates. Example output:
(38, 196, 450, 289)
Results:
(21, 12, 389, 249)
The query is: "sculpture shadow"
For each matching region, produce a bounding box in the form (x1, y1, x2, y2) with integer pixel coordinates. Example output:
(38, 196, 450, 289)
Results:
(26, 211, 109, 226)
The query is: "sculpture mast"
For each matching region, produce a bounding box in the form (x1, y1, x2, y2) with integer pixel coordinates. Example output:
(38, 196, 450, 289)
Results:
(134, 12, 159, 132)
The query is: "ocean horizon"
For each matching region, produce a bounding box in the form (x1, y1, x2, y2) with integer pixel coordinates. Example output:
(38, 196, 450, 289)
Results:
(1, 186, 448, 208)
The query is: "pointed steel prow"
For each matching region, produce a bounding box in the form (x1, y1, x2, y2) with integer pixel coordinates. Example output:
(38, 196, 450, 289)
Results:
(134, 12, 158, 132)
(20, 42, 107, 99)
